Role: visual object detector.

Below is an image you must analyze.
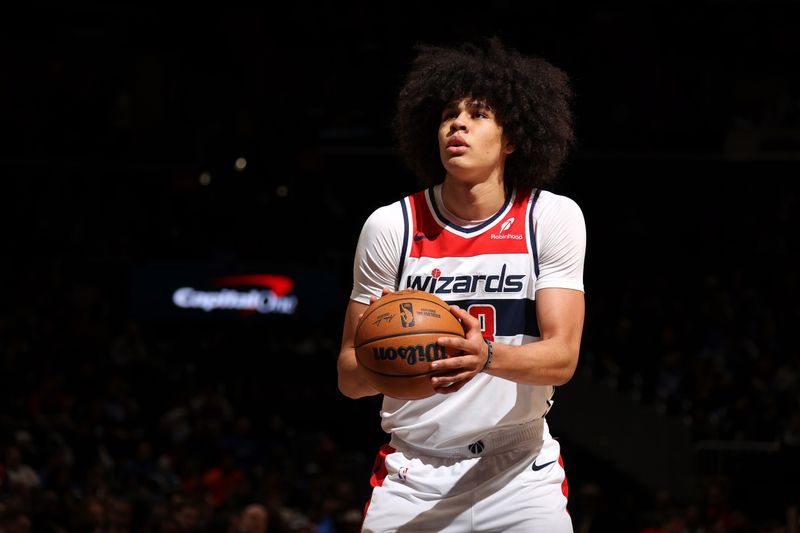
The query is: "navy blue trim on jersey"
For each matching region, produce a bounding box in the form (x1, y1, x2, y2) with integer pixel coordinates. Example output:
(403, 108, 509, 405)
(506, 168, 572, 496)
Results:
(441, 298, 540, 338)
(427, 187, 513, 234)
(529, 189, 542, 278)
(396, 200, 410, 291)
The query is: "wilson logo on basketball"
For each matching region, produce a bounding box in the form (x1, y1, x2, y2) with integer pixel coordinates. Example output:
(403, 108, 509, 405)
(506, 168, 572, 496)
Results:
(353, 290, 464, 400)
(400, 302, 415, 327)
(371, 343, 448, 365)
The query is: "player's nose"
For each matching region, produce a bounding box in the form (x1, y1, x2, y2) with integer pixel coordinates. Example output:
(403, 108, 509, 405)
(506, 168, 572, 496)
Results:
(450, 113, 468, 132)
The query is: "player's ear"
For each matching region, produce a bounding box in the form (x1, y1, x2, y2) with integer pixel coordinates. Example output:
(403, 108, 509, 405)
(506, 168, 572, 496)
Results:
(501, 133, 515, 155)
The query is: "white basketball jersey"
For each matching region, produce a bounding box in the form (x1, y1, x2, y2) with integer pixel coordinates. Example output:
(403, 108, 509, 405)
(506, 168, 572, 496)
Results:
(351, 185, 585, 452)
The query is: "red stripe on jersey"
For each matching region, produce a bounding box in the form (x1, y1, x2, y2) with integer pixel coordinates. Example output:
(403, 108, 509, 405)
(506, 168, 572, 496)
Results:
(362, 443, 395, 528)
(409, 189, 532, 258)
(558, 454, 569, 501)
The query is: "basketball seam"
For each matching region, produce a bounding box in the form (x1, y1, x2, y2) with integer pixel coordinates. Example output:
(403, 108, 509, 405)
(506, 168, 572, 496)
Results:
(354, 330, 464, 349)
(358, 296, 454, 330)
(360, 365, 438, 378)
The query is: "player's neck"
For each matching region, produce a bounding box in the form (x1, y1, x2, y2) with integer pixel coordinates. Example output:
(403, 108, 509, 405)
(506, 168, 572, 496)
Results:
(441, 175, 506, 222)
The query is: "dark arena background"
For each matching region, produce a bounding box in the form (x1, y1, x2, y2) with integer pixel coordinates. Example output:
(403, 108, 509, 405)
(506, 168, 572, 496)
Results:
(1, 6, 798, 532)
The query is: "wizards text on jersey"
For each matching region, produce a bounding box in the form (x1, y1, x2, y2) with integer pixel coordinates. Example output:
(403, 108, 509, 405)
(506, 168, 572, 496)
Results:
(395, 187, 543, 340)
(406, 264, 524, 295)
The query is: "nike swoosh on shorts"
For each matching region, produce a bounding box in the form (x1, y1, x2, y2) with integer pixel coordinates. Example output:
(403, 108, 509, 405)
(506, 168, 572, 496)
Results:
(531, 460, 556, 471)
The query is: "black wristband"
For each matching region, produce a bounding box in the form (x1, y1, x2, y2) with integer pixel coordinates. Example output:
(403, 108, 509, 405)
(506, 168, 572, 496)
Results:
(481, 338, 493, 372)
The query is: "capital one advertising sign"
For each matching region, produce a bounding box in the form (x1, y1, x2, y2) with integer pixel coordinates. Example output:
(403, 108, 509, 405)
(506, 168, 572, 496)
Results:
(130, 266, 337, 321)
(172, 274, 298, 315)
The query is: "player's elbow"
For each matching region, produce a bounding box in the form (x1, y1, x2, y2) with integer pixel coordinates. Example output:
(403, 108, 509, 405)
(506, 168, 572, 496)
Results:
(552, 364, 577, 386)
(338, 383, 357, 399)
(548, 346, 578, 386)
(552, 349, 580, 386)
(338, 378, 379, 399)
(337, 361, 359, 398)
(337, 356, 378, 399)
(337, 375, 362, 399)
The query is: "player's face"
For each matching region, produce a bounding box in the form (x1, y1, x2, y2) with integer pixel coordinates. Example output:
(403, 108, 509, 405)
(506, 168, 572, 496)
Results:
(438, 98, 515, 184)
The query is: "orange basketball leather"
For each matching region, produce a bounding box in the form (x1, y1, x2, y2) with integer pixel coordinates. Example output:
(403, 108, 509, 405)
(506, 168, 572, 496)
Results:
(355, 290, 464, 399)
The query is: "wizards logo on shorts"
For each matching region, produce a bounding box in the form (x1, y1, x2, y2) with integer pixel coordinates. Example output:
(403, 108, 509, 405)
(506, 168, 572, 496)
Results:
(400, 302, 415, 327)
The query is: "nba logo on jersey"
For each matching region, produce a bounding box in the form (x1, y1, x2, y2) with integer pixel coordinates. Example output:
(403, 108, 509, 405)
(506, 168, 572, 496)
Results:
(400, 303, 415, 327)
(398, 466, 409, 481)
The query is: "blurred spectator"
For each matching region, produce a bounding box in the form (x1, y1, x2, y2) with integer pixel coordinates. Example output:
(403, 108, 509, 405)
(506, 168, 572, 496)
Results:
(236, 503, 268, 533)
(3, 447, 40, 492)
(201, 454, 243, 509)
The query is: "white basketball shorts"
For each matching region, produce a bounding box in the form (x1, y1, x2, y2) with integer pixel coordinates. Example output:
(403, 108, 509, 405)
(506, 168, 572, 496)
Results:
(362, 422, 572, 533)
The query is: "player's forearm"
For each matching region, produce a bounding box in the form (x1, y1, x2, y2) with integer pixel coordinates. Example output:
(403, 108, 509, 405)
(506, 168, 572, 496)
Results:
(337, 350, 381, 399)
(486, 338, 579, 386)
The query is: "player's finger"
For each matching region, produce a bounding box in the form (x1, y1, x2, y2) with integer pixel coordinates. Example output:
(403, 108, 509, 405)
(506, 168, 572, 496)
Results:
(431, 371, 468, 386)
(369, 288, 392, 305)
(433, 350, 484, 375)
(430, 355, 467, 373)
(450, 306, 481, 328)
(436, 335, 473, 352)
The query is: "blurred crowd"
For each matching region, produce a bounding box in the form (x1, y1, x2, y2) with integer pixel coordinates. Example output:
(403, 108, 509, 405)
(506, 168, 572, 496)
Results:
(1, 160, 797, 532)
(0, 294, 368, 532)
(583, 176, 799, 446)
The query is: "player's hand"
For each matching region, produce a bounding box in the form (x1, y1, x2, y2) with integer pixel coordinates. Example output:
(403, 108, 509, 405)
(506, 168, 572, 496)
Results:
(369, 287, 392, 305)
(431, 306, 489, 394)
(358, 288, 392, 321)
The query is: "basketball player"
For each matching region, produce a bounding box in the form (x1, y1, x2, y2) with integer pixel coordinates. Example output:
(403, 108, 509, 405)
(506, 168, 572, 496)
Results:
(338, 38, 585, 532)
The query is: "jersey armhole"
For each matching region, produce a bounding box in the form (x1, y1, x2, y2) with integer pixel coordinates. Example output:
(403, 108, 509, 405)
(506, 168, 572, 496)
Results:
(526, 188, 543, 277)
(395, 198, 411, 290)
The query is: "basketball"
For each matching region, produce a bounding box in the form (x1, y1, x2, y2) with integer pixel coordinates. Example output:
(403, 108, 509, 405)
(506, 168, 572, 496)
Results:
(354, 289, 465, 400)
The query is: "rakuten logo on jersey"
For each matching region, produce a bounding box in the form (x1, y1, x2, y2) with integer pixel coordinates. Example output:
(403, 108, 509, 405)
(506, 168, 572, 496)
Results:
(405, 264, 524, 294)
(490, 216, 523, 240)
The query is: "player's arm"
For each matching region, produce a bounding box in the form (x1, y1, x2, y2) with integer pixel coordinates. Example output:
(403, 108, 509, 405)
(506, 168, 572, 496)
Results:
(338, 202, 404, 399)
(338, 297, 381, 399)
(432, 289, 583, 391)
(504, 287, 584, 384)
(433, 195, 586, 392)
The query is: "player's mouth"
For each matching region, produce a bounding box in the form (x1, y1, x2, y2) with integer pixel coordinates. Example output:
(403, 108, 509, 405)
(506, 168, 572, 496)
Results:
(446, 136, 469, 154)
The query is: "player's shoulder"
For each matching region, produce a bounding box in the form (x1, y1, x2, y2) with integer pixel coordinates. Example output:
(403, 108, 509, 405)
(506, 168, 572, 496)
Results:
(363, 198, 405, 226)
(533, 189, 583, 220)
(359, 194, 415, 237)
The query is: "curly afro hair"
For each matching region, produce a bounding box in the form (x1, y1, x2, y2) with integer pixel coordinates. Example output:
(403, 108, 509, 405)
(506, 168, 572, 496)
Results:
(393, 37, 574, 191)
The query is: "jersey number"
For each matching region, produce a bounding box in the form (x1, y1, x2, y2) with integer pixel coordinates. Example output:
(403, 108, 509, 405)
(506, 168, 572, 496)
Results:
(467, 304, 496, 341)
